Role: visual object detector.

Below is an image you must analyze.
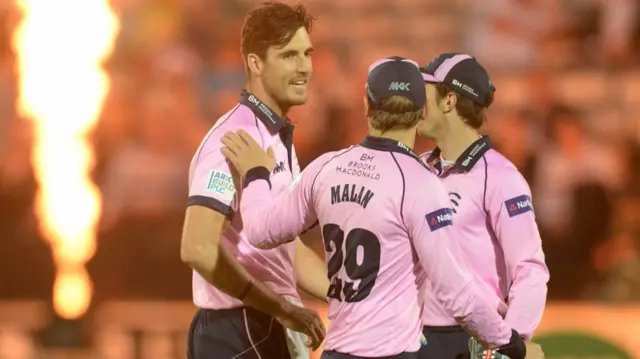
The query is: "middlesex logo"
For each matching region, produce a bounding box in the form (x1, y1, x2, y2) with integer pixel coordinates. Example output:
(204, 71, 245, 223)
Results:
(425, 208, 454, 231)
(505, 194, 533, 217)
(273, 161, 285, 174)
(448, 191, 461, 214)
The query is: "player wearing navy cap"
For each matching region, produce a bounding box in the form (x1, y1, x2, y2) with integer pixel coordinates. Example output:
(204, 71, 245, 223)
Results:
(416, 53, 548, 359)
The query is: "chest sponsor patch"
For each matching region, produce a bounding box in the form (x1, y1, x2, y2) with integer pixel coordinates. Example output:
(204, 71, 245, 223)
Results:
(426, 208, 454, 231)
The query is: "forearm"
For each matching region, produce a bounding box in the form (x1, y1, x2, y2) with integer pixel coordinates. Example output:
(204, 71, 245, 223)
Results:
(295, 239, 329, 302)
(505, 295, 547, 340)
(505, 271, 548, 339)
(189, 243, 288, 317)
(242, 174, 314, 249)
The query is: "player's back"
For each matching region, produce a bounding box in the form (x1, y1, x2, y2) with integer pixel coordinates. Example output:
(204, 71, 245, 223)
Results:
(312, 137, 427, 357)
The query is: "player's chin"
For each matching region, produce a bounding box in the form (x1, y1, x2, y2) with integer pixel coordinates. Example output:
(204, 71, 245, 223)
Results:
(284, 91, 308, 106)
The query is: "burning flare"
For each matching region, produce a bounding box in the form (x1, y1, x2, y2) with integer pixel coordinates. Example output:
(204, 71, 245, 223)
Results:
(13, 0, 119, 319)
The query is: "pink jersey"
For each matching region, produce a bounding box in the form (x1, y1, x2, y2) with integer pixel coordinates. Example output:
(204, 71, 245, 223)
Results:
(187, 90, 301, 310)
(420, 136, 549, 339)
(240, 136, 514, 356)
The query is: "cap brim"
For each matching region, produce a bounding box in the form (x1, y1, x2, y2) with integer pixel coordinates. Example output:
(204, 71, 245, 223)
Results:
(421, 72, 439, 83)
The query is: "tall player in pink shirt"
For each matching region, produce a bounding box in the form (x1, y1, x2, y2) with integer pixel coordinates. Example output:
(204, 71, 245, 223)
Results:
(180, 3, 328, 359)
(221, 57, 527, 359)
(417, 53, 550, 359)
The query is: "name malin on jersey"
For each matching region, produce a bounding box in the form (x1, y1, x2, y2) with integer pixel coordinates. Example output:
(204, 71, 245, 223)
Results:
(426, 208, 454, 231)
(206, 169, 236, 200)
(505, 195, 533, 217)
(273, 161, 286, 174)
(330, 184, 375, 209)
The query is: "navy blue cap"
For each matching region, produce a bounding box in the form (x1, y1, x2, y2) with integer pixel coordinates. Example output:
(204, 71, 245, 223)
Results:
(421, 53, 495, 107)
(366, 56, 426, 112)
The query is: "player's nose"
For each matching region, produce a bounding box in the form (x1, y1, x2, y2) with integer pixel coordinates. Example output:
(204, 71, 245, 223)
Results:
(296, 55, 312, 76)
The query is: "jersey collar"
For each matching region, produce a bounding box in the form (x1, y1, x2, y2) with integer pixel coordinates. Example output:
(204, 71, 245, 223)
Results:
(360, 136, 424, 165)
(239, 89, 286, 133)
(426, 136, 492, 174)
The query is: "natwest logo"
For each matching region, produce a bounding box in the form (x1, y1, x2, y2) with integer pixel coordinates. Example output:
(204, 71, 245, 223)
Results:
(425, 208, 454, 231)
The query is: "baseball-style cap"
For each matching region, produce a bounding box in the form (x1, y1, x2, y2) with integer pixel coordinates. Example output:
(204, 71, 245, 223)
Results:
(420, 53, 495, 107)
(366, 56, 426, 111)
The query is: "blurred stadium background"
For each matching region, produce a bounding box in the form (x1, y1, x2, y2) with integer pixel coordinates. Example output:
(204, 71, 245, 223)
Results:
(0, 0, 639, 358)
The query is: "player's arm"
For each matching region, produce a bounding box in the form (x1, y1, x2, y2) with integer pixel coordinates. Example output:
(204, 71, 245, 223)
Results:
(221, 129, 324, 249)
(295, 238, 329, 302)
(406, 176, 525, 358)
(180, 137, 293, 318)
(487, 166, 550, 340)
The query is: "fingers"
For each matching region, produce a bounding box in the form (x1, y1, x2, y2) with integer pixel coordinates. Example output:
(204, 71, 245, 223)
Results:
(237, 129, 261, 149)
(305, 325, 321, 351)
(266, 146, 275, 160)
(309, 315, 326, 350)
(221, 132, 245, 155)
(300, 312, 325, 351)
(220, 147, 238, 168)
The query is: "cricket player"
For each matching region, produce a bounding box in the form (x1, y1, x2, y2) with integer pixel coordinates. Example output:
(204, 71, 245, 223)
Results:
(180, 3, 328, 358)
(220, 57, 528, 359)
(417, 53, 550, 359)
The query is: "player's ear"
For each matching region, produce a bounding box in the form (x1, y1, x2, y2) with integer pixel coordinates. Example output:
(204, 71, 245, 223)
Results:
(442, 91, 457, 113)
(363, 95, 370, 116)
(418, 106, 427, 121)
(247, 53, 263, 76)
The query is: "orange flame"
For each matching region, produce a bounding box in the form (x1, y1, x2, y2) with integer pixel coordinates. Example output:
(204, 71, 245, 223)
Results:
(13, 0, 119, 319)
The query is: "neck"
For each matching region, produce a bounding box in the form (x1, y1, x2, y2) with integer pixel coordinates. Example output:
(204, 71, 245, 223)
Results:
(436, 118, 480, 161)
(247, 80, 289, 118)
(370, 127, 417, 149)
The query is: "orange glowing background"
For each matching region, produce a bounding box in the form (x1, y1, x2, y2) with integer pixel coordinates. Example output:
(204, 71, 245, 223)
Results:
(12, 0, 119, 319)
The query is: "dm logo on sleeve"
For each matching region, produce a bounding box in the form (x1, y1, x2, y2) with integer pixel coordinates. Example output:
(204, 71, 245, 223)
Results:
(504, 194, 533, 217)
(206, 169, 236, 201)
(425, 208, 454, 231)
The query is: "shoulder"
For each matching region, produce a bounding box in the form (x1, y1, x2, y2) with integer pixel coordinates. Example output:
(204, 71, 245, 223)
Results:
(483, 149, 528, 187)
(306, 147, 354, 173)
(483, 150, 532, 207)
(200, 105, 262, 150)
(393, 154, 443, 190)
(213, 104, 261, 134)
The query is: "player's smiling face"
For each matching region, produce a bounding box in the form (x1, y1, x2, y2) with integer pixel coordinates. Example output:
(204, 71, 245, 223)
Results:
(417, 83, 445, 139)
(262, 27, 314, 107)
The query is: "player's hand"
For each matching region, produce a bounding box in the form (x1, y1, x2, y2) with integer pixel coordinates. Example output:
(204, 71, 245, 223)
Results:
(525, 341, 544, 359)
(276, 302, 326, 351)
(220, 129, 276, 177)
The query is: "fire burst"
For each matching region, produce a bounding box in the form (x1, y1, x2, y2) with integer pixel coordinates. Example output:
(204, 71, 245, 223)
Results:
(13, 0, 119, 319)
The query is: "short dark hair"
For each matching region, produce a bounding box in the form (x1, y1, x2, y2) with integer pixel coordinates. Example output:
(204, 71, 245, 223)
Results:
(435, 83, 493, 129)
(241, 2, 314, 61)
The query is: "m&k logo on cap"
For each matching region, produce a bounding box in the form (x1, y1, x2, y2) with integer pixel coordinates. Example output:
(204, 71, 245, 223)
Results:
(426, 208, 454, 231)
(505, 195, 533, 217)
(389, 81, 411, 91)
